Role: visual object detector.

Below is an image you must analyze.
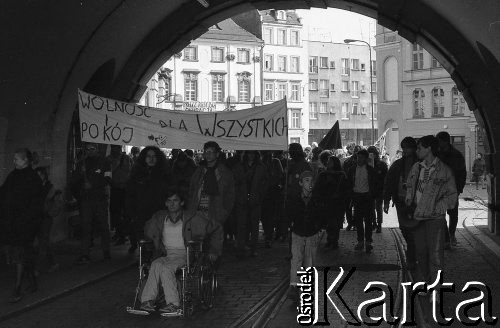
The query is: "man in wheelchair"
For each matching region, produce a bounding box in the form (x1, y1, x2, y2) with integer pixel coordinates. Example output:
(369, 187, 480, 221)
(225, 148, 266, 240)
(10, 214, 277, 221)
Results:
(139, 188, 222, 314)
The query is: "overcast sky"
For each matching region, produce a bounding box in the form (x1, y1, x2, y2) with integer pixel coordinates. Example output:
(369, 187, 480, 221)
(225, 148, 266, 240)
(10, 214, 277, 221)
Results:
(296, 8, 376, 46)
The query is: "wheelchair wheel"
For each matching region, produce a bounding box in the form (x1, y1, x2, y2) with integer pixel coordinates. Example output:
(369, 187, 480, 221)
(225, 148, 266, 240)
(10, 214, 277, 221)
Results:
(198, 264, 217, 310)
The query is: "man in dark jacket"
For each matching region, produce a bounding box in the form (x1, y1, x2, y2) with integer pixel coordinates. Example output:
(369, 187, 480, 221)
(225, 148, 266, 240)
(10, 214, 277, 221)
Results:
(73, 143, 112, 264)
(343, 145, 361, 230)
(367, 146, 388, 233)
(0, 148, 43, 302)
(436, 131, 467, 248)
(243, 151, 268, 257)
(347, 149, 376, 253)
(383, 137, 419, 268)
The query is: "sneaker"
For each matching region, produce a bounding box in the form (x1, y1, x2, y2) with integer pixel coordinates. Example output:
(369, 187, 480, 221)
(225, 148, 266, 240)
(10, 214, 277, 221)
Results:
(450, 235, 458, 247)
(75, 255, 91, 265)
(354, 243, 364, 251)
(47, 263, 60, 273)
(366, 243, 373, 253)
(159, 303, 181, 314)
(140, 300, 156, 312)
(8, 289, 22, 303)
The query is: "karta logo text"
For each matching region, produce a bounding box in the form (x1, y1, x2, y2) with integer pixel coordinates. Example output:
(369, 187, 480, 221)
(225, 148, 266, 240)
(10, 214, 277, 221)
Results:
(296, 267, 497, 326)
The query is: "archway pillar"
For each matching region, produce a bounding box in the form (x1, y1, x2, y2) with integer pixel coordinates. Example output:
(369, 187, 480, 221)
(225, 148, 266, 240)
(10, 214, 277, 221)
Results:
(486, 152, 500, 235)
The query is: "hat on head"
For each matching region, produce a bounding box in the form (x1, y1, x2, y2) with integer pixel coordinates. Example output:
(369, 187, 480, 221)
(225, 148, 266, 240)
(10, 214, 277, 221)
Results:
(299, 170, 314, 181)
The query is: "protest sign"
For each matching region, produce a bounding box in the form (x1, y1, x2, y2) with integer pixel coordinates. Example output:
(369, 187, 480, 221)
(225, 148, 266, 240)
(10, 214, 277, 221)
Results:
(78, 90, 288, 150)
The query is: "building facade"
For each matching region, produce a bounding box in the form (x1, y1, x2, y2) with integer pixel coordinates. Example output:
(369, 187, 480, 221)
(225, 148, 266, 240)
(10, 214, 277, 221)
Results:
(260, 9, 309, 146)
(306, 40, 377, 147)
(141, 18, 263, 112)
(375, 25, 482, 171)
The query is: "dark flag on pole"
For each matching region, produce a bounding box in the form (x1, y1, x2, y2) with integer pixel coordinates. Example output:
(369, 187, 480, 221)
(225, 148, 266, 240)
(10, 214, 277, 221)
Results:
(318, 120, 342, 150)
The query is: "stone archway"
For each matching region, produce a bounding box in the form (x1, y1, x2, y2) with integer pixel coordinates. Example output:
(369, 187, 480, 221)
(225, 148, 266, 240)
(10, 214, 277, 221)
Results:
(45, 0, 500, 233)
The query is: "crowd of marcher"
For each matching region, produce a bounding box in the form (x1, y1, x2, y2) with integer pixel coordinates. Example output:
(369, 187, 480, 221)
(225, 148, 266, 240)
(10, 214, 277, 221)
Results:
(0, 130, 481, 309)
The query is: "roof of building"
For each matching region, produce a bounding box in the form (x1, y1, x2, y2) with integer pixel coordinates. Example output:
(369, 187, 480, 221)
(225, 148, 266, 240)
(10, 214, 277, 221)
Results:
(200, 18, 263, 43)
(260, 9, 302, 26)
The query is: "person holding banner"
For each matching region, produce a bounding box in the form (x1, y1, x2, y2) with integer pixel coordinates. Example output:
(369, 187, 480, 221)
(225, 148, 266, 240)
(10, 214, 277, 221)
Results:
(187, 141, 235, 230)
(125, 146, 171, 254)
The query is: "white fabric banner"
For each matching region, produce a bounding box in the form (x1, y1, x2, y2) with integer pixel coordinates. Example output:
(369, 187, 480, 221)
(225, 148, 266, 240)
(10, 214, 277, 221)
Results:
(78, 90, 288, 150)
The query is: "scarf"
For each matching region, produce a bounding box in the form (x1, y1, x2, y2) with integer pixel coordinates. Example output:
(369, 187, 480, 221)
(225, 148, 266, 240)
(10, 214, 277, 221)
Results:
(203, 165, 219, 196)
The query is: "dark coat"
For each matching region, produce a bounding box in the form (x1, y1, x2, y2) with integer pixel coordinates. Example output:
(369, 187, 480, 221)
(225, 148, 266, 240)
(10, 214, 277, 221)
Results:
(372, 159, 388, 196)
(264, 158, 284, 199)
(0, 167, 43, 245)
(287, 192, 322, 237)
(243, 160, 269, 206)
(438, 146, 467, 194)
(286, 158, 312, 199)
(383, 156, 419, 206)
(347, 164, 377, 199)
(225, 157, 247, 207)
(125, 164, 171, 225)
(313, 170, 350, 226)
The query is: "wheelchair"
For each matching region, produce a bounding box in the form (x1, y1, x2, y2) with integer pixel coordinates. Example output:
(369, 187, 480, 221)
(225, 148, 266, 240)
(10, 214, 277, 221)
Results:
(126, 239, 217, 318)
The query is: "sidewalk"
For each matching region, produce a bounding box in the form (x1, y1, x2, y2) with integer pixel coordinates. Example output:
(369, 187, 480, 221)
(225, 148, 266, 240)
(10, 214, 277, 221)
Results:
(0, 239, 136, 321)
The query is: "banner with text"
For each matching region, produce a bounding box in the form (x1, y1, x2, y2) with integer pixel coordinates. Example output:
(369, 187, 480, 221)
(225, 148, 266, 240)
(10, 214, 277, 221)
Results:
(78, 90, 288, 150)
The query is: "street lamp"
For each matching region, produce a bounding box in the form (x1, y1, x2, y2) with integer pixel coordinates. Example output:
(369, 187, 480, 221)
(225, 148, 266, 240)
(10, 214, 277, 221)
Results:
(344, 38, 375, 145)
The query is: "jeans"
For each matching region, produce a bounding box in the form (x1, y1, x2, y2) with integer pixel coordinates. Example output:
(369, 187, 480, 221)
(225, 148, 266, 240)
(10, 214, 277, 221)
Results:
(326, 204, 345, 245)
(445, 197, 459, 242)
(79, 195, 110, 256)
(290, 232, 320, 285)
(109, 187, 126, 237)
(140, 250, 186, 306)
(395, 202, 417, 263)
(352, 193, 374, 243)
(414, 218, 446, 283)
(373, 196, 383, 226)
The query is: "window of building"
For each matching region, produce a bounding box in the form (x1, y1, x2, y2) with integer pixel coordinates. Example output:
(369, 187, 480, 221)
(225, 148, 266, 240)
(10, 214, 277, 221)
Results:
(413, 88, 425, 118)
(309, 56, 318, 73)
(319, 102, 328, 113)
(341, 81, 349, 92)
(184, 72, 198, 101)
(351, 58, 360, 70)
(158, 72, 171, 104)
(372, 103, 378, 119)
(264, 82, 274, 101)
(341, 102, 350, 119)
(237, 49, 250, 63)
(361, 63, 366, 71)
(371, 81, 377, 93)
(361, 105, 366, 115)
(432, 87, 444, 117)
(290, 56, 300, 73)
(277, 10, 286, 20)
(277, 56, 287, 72)
(451, 86, 465, 116)
(184, 46, 198, 61)
(278, 83, 287, 100)
(211, 47, 224, 62)
(264, 28, 273, 44)
(384, 56, 398, 101)
(264, 54, 273, 71)
(309, 79, 318, 90)
(238, 79, 250, 102)
(330, 83, 335, 91)
(431, 56, 442, 68)
(371, 60, 376, 76)
(330, 60, 335, 69)
(319, 79, 329, 97)
(341, 58, 350, 75)
(309, 102, 318, 119)
(277, 29, 286, 45)
(352, 102, 359, 115)
(351, 81, 359, 98)
(211, 74, 224, 102)
(291, 83, 300, 101)
(320, 57, 328, 68)
(290, 30, 299, 46)
(291, 110, 301, 128)
(412, 43, 424, 70)
(290, 137, 301, 143)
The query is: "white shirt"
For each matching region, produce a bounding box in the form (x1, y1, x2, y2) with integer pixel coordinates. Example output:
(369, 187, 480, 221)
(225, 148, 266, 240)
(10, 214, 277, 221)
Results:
(353, 165, 369, 193)
(162, 216, 185, 251)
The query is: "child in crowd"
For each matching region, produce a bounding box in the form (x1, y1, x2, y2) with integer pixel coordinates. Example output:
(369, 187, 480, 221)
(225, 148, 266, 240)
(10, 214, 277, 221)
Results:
(287, 170, 323, 303)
